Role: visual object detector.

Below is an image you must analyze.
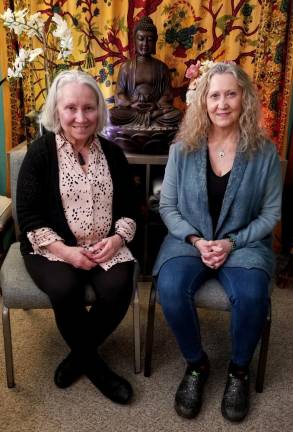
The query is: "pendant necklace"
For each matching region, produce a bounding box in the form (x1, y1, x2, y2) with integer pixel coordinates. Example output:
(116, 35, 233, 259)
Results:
(218, 150, 225, 159)
(77, 152, 86, 166)
(60, 133, 91, 166)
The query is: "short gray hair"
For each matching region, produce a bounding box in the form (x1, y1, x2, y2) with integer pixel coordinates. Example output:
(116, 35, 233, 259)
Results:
(39, 69, 108, 134)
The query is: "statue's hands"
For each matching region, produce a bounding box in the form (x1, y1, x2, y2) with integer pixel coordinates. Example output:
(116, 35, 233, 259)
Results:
(116, 93, 131, 108)
(131, 100, 156, 112)
(160, 106, 174, 114)
(157, 96, 174, 112)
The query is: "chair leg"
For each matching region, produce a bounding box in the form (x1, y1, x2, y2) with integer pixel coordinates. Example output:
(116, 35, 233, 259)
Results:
(255, 302, 271, 393)
(132, 287, 141, 374)
(144, 280, 157, 377)
(2, 306, 15, 388)
(132, 261, 141, 374)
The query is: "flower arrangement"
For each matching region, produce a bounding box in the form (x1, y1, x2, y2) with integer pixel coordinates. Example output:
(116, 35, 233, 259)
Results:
(185, 60, 215, 105)
(0, 8, 74, 92)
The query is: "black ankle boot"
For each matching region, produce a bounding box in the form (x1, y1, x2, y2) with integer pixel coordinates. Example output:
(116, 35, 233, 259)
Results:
(221, 370, 250, 422)
(174, 359, 209, 419)
(85, 355, 133, 405)
(54, 351, 83, 389)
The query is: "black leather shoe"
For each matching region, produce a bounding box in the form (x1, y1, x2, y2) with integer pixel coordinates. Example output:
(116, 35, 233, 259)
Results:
(174, 365, 209, 419)
(54, 352, 83, 389)
(86, 358, 133, 405)
(221, 372, 250, 422)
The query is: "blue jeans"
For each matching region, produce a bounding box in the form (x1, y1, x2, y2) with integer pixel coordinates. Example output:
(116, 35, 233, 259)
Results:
(157, 256, 270, 367)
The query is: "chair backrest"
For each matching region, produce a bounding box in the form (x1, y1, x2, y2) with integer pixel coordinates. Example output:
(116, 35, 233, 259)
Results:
(9, 145, 27, 236)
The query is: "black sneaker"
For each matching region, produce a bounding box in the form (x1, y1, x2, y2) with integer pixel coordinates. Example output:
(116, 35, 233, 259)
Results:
(174, 365, 209, 419)
(221, 372, 250, 422)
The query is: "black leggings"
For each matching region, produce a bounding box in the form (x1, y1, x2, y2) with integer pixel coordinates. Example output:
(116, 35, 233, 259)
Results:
(24, 254, 134, 363)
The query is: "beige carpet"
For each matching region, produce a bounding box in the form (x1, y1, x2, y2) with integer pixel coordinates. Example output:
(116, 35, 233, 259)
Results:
(1, 282, 293, 432)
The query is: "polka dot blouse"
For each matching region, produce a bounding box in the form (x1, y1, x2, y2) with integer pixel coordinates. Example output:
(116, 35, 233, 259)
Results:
(27, 134, 136, 270)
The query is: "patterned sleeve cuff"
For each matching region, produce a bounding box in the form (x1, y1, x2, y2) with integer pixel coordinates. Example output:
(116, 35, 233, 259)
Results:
(27, 227, 63, 253)
(115, 217, 136, 243)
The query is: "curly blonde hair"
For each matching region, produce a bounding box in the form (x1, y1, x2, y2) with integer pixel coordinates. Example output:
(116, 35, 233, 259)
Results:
(177, 62, 266, 153)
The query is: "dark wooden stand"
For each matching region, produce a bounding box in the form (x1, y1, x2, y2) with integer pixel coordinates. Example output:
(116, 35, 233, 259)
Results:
(103, 125, 177, 155)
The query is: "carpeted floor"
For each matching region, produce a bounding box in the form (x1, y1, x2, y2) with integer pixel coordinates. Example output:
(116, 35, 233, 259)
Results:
(1, 282, 293, 432)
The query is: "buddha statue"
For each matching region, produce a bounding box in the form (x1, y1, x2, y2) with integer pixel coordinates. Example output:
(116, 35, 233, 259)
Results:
(109, 16, 181, 129)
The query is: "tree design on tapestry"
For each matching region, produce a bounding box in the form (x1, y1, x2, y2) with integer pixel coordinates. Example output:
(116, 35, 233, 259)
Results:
(37, 0, 128, 93)
(27, 0, 166, 103)
(3, 0, 289, 151)
(158, 0, 259, 101)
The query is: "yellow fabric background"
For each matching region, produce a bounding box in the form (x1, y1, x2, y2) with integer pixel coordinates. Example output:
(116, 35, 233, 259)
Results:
(1, 0, 292, 157)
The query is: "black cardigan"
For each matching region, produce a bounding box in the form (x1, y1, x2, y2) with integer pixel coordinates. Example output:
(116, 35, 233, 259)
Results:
(17, 132, 138, 255)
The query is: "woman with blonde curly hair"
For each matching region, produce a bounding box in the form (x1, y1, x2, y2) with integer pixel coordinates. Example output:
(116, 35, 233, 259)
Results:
(178, 62, 264, 153)
(153, 62, 282, 422)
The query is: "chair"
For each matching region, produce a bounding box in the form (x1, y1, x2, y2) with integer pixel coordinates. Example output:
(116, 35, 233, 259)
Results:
(0, 195, 12, 269)
(144, 159, 288, 393)
(0, 145, 141, 388)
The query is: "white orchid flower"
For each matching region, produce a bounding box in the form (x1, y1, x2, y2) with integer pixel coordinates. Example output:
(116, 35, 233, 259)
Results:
(18, 48, 29, 60)
(58, 33, 73, 59)
(11, 8, 28, 36)
(14, 9, 28, 21)
(27, 13, 44, 37)
(7, 67, 21, 79)
(2, 8, 76, 88)
(51, 14, 73, 59)
(0, 8, 15, 27)
(7, 56, 26, 80)
(52, 13, 69, 38)
(28, 48, 43, 62)
(0, 8, 27, 36)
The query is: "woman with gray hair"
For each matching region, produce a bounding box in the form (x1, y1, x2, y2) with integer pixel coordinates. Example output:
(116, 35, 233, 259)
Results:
(153, 62, 282, 421)
(17, 70, 137, 405)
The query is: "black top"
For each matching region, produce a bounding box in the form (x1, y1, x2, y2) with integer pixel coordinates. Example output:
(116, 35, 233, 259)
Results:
(207, 156, 231, 232)
(17, 132, 138, 255)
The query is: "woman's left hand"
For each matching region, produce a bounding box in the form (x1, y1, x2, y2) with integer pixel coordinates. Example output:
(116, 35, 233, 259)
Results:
(86, 235, 124, 263)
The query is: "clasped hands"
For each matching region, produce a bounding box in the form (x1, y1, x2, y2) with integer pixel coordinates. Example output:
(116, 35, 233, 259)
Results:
(192, 238, 232, 270)
(47, 235, 124, 270)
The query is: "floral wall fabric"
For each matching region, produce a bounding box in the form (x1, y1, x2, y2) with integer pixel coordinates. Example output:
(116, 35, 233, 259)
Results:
(0, 0, 292, 157)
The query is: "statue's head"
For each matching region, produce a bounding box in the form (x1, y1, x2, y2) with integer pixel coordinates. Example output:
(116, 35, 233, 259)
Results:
(134, 16, 158, 56)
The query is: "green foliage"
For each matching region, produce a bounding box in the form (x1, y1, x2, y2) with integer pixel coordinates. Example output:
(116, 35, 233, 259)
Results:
(52, 63, 70, 81)
(84, 51, 95, 69)
(165, 24, 198, 50)
(280, 0, 289, 13)
(118, 17, 127, 32)
(165, 28, 177, 44)
(216, 15, 236, 32)
(241, 2, 253, 17)
(52, 6, 61, 15)
(274, 43, 284, 64)
(98, 62, 114, 83)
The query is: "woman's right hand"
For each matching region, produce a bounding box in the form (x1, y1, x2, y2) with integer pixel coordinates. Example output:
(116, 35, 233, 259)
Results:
(46, 241, 97, 270)
(62, 246, 97, 270)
